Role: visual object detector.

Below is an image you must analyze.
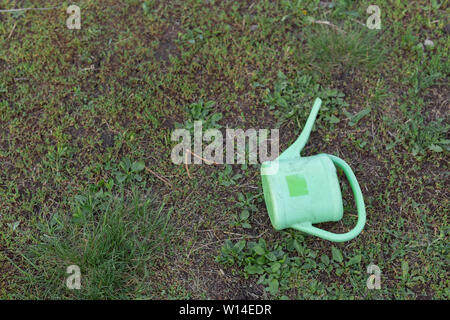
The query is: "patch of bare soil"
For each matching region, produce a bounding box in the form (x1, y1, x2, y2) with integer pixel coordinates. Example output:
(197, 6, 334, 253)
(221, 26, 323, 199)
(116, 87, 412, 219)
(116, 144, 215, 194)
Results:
(154, 25, 180, 64)
(423, 83, 449, 122)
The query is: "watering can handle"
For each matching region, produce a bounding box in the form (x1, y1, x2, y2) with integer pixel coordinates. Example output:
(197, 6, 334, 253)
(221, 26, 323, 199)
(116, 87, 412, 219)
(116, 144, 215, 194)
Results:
(293, 155, 366, 242)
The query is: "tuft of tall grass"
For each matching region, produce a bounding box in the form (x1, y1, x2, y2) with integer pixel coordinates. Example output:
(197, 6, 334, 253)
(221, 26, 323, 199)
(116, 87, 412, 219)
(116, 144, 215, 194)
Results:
(11, 183, 173, 299)
(305, 24, 386, 75)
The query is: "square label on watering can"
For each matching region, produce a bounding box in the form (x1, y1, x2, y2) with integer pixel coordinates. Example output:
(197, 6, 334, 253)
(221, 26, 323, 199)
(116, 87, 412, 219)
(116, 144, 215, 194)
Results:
(285, 174, 308, 197)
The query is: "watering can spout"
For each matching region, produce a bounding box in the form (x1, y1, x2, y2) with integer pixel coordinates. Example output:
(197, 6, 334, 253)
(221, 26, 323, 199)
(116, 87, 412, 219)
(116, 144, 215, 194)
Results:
(279, 97, 322, 160)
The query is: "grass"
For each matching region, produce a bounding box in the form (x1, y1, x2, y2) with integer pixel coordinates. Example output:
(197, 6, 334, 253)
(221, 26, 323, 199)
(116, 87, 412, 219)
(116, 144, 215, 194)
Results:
(305, 24, 386, 75)
(0, 0, 449, 299)
(263, 71, 350, 131)
(5, 159, 173, 299)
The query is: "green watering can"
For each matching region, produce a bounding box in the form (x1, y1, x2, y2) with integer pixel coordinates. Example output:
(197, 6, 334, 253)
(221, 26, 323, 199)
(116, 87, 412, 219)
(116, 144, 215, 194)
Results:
(261, 98, 366, 242)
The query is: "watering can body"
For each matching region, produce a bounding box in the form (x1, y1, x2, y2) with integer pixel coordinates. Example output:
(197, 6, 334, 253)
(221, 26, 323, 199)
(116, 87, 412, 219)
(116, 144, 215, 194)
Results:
(261, 98, 366, 242)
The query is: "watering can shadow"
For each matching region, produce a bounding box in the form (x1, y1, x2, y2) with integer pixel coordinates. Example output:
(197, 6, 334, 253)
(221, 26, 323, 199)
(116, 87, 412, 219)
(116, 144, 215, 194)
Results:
(261, 98, 366, 242)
